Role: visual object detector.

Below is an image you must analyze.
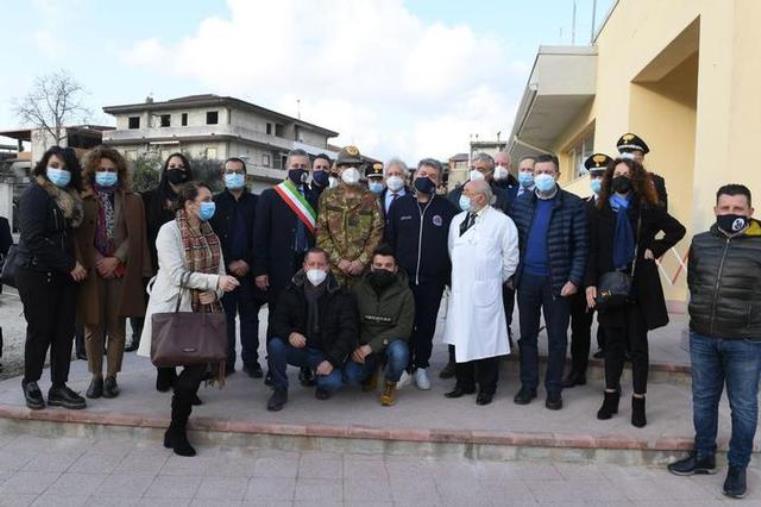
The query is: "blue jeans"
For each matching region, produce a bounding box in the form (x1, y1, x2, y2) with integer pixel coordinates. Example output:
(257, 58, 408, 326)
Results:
(690, 332, 761, 468)
(267, 337, 343, 392)
(517, 273, 570, 396)
(344, 339, 409, 385)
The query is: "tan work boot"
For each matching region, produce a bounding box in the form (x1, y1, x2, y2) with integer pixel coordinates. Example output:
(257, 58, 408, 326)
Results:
(379, 380, 397, 406)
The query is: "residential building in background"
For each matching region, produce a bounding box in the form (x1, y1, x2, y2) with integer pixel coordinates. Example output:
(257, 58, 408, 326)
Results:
(446, 152, 469, 191)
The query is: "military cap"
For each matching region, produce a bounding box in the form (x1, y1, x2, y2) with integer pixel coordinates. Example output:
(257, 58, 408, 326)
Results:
(336, 145, 363, 166)
(616, 133, 650, 154)
(365, 162, 384, 179)
(584, 153, 613, 174)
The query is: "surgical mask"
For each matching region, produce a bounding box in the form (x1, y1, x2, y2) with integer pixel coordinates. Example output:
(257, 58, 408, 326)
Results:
(518, 171, 534, 189)
(590, 178, 602, 195)
(469, 170, 485, 182)
(328, 176, 339, 189)
(494, 166, 510, 181)
(368, 181, 384, 195)
(312, 170, 330, 188)
(459, 194, 472, 212)
(288, 169, 307, 185)
(368, 269, 395, 290)
(306, 268, 327, 286)
(198, 201, 216, 221)
(224, 173, 245, 190)
(414, 177, 435, 195)
(611, 175, 632, 194)
(166, 169, 187, 185)
(534, 173, 556, 193)
(47, 167, 71, 188)
(341, 167, 361, 185)
(386, 175, 404, 192)
(95, 171, 118, 188)
(717, 214, 749, 235)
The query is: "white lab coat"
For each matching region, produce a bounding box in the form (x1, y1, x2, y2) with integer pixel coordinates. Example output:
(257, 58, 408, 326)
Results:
(443, 206, 519, 363)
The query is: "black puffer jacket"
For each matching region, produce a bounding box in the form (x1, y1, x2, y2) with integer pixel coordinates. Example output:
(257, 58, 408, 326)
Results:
(269, 270, 358, 367)
(688, 219, 761, 339)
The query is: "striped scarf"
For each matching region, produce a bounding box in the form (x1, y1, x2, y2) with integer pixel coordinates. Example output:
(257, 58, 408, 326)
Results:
(176, 209, 222, 313)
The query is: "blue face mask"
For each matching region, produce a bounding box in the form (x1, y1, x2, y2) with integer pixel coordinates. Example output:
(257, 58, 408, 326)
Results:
(312, 170, 330, 188)
(368, 181, 385, 195)
(198, 201, 216, 221)
(224, 173, 245, 190)
(95, 171, 118, 188)
(518, 171, 534, 189)
(458, 194, 472, 212)
(534, 173, 556, 193)
(47, 167, 71, 188)
(590, 178, 602, 195)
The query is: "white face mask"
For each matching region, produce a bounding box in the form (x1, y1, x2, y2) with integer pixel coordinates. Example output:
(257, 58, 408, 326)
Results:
(494, 166, 509, 181)
(386, 175, 404, 192)
(469, 170, 485, 182)
(341, 167, 361, 185)
(306, 268, 327, 286)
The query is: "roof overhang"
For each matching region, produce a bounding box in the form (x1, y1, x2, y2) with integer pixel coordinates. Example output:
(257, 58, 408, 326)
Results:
(508, 45, 597, 161)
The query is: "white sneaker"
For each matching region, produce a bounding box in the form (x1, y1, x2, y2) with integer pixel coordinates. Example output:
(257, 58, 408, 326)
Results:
(397, 371, 412, 389)
(414, 368, 431, 390)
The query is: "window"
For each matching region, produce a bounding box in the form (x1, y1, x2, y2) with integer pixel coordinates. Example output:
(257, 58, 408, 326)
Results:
(206, 147, 217, 160)
(160, 114, 171, 127)
(266, 122, 272, 135)
(128, 116, 140, 129)
(262, 154, 270, 167)
(206, 111, 219, 125)
(569, 130, 595, 178)
(275, 124, 284, 137)
(181, 113, 188, 126)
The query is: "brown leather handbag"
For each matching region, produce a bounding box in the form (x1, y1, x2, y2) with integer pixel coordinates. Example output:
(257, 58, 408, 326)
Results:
(150, 272, 227, 367)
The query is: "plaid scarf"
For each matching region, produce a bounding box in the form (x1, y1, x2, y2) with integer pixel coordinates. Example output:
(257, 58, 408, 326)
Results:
(176, 209, 222, 313)
(94, 187, 116, 257)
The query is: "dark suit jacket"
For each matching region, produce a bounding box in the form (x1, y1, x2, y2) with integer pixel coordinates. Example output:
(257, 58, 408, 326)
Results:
(0, 217, 11, 257)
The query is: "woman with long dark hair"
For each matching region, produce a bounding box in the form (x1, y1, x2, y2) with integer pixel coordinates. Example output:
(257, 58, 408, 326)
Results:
(585, 158, 685, 427)
(16, 146, 87, 410)
(137, 182, 238, 456)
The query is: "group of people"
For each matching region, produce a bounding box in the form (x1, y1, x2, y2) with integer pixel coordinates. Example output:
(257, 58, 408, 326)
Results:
(8, 133, 760, 498)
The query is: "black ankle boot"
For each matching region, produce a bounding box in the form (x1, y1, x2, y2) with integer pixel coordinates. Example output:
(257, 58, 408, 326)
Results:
(597, 391, 620, 420)
(631, 396, 647, 427)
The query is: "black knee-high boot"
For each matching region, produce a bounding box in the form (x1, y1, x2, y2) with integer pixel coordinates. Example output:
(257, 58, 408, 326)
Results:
(164, 393, 196, 456)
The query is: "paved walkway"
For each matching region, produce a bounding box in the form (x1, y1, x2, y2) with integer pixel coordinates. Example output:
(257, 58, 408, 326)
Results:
(0, 432, 758, 506)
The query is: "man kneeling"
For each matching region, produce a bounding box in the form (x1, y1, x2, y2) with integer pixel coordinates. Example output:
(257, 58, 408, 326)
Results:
(344, 245, 414, 406)
(266, 248, 357, 411)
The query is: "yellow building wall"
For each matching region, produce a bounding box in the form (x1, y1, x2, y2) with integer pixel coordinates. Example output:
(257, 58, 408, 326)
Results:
(548, 0, 761, 305)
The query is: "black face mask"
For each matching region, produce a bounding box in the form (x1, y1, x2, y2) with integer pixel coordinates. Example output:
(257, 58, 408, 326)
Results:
(368, 269, 395, 290)
(312, 170, 330, 188)
(611, 175, 632, 194)
(717, 214, 749, 235)
(166, 169, 187, 185)
(414, 177, 435, 194)
(288, 169, 307, 185)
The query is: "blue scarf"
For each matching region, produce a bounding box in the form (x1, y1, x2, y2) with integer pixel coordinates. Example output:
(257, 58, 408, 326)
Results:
(609, 194, 635, 270)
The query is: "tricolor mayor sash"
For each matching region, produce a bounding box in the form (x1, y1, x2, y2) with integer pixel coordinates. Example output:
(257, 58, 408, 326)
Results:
(273, 179, 316, 233)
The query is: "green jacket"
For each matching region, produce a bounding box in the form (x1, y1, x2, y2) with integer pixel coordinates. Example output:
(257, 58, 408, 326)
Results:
(352, 270, 415, 353)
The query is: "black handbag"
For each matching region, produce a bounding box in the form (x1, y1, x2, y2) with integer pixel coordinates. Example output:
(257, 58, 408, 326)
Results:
(595, 214, 641, 311)
(0, 245, 19, 288)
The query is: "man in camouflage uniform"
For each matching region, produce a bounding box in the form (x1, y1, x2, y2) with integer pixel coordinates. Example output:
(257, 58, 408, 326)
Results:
(317, 145, 384, 287)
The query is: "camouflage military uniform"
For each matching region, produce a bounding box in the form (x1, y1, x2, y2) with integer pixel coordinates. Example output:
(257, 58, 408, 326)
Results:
(316, 185, 384, 287)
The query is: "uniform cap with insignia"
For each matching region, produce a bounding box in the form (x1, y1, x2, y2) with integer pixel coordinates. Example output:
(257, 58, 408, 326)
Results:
(584, 153, 613, 174)
(336, 145, 363, 166)
(365, 161, 384, 179)
(616, 133, 650, 154)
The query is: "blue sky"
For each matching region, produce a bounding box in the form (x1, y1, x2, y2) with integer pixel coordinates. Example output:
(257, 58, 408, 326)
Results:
(0, 0, 615, 160)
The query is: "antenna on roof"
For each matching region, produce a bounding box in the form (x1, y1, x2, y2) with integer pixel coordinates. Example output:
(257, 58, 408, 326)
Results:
(571, 0, 577, 45)
(296, 99, 301, 120)
(591, 0, 598, 42)
(145, 92, 154, 103)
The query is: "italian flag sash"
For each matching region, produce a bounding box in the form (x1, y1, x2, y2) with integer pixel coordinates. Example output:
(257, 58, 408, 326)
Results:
(274, 179, 317, 234)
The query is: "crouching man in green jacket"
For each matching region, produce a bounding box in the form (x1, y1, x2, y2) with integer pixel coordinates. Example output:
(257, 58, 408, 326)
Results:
(344, 244, 414, 406)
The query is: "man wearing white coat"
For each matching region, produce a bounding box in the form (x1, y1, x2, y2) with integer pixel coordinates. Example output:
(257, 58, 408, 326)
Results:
(443, 180, 519, 406)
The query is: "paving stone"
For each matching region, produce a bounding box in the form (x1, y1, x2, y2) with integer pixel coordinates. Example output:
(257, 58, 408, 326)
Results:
(0, 471, 60, 495)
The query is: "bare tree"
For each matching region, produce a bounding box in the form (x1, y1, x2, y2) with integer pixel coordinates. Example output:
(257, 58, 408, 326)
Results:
(13, 70, 90, 148)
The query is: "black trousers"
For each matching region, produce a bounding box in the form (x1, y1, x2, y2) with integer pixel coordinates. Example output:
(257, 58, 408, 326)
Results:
(455, 357, 500, 394)
(409, 280, 446, 369)
(602, 303, 649, 394)
(16, 268, 78, 386)
(503, 284, 515, 343)
(569, 292, 593, 375)
(171, 364, 207, 429)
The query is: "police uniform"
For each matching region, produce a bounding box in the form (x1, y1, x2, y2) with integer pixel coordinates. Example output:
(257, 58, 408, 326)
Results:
(616, 133, 668, 210)
(564, 153, 612, 387)
(316, 146, 384, 288)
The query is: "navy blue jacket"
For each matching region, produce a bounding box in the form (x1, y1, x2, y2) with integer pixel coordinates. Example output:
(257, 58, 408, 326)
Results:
(252, 184, 319, 298)
(510, 187, 588, 295)
(210, 189, 258, 269)
(448, 181, 513, 214)
(385, 194, 457, 285)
